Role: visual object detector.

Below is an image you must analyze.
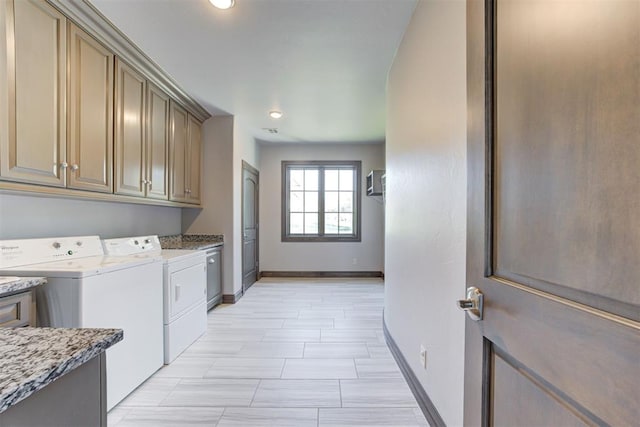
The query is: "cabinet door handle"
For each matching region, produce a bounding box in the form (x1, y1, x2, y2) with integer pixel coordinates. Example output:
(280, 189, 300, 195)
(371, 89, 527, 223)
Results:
(70, 164, 79, 171)
(60, 162, 68, 169)
(208, 259, 215, 264)
(175, 284, 181, 301)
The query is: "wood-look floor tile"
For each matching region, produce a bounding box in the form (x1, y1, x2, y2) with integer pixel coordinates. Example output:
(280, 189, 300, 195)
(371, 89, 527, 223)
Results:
(354, 358, 403, 378)
(217, 408, 318, 427)
(204, 358, 285, 379)
(304, 343, 370, 358)
(218, 318, 286, 329)
(114, 407, 224, 426)
(298, 309, 345, 319)
(414, 408, 430, 426)
(282, 358, 357, 379)
(319, 407, 425, 426)
(153, 357, 217, 378)
(179, 340, 244, 358)
(262, 329, 321, 342)
(160, 379, 259, 407)
(237, 342, 305, 358)
(334, 318, 382, 330)
(252, 379, 341, 407)
(199, 329, 267, 342)
(321, 329, 380, 343)
(107, 406, 130, 425)
(366, 343, 394, 359)
(110, 279, 422, 423)
(283, 318, 335, 329)
(340, 379, 418, 408)
(117, 378, 180, 407)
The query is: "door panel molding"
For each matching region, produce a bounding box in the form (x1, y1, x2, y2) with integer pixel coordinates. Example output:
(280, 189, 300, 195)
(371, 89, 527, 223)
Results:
(241, 160, 259, 291)
(465, 0, 640, 425)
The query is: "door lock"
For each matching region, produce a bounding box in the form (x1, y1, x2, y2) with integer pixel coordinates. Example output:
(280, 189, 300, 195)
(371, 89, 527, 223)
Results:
(457, 286, 483, 321)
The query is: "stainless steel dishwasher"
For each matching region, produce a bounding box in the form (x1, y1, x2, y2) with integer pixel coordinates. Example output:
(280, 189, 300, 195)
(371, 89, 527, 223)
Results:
(206, 246, 222, 310)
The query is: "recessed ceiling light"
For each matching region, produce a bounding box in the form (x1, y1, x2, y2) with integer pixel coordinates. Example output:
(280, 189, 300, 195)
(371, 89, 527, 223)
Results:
(209, 0, 235, 10)
(269, 111, 283, 119)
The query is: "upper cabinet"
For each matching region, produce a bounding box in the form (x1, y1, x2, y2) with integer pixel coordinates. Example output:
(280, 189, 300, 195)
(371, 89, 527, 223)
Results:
(169, 101, 189, 203)
(187, 115, 202, 205)
(114, 58, 146, 197)
(145, 82, 170, 200)
(0, 0, 67, 187)
(169, 102, 202, 205)
(68, 23, 114, 193)
(0, 2, 209, 206)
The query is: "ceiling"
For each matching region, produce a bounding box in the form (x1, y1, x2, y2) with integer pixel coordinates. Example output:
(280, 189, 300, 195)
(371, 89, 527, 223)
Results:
(89, 0, 417, 144)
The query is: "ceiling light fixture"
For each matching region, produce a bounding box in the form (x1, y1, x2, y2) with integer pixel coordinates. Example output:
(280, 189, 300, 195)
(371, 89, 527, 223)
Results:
(209, 0, 235, 10)
(269, 110, 283, 119)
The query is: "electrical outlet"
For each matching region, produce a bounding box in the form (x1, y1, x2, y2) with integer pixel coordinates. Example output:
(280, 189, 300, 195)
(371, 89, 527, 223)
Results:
(352, 258, 357, 265)
(420, 345, 427, 369)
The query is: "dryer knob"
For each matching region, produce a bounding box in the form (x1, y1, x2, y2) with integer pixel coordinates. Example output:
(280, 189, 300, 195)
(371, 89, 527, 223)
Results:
(52, 242, 61, 249)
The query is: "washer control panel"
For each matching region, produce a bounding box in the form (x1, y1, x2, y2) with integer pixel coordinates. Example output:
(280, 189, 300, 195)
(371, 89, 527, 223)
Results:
(0, 236, 104, 268)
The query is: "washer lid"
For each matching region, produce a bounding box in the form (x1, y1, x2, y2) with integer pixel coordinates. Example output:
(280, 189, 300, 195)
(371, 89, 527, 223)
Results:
(0, 255, 160, 278)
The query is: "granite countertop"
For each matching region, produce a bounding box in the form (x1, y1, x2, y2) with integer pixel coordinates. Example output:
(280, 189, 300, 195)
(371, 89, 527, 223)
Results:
(159, 234, 224, 250)
(0, 328, 123, 413)
(0, 277, 46, 297)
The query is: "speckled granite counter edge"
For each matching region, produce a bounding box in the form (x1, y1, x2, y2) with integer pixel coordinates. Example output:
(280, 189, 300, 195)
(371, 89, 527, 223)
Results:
(159, 234, 224, 250)
(0, 328, 123, 413)
(0, 277, 46, 297)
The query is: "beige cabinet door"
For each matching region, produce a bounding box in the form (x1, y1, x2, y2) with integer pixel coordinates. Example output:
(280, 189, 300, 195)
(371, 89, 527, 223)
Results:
(114, 58, 146, 197)
(146, 82, 169, 200)
(0, 0, 66, 187)
(187, 115, 202, 204)
(169, 101, 188, 202)
(68, 23, 113, 193)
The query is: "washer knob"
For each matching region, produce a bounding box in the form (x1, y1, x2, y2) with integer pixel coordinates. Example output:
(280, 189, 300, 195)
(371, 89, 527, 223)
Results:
(52, 242, 61, 249)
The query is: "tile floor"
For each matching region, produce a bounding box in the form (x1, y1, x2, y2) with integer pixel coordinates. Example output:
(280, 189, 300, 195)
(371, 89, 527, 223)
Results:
(108, 278, 429, 426)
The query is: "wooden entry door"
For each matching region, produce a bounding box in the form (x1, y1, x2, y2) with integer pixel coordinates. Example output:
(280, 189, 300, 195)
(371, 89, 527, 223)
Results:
(465, 1, 640, 426)
(242, 161, 259, 291)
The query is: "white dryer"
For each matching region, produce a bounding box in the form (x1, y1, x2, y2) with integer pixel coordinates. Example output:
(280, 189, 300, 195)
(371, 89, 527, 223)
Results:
(102, 236, 207, 364)
(0, 236, 164, 410)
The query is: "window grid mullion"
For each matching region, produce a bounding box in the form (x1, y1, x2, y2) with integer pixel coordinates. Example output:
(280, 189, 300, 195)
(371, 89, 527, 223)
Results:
(318, 166, 325, 237)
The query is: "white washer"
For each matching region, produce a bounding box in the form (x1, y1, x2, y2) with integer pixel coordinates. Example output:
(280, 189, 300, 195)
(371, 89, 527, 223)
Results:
(0, 236, 164, 410)
(102, 236, 207, 364)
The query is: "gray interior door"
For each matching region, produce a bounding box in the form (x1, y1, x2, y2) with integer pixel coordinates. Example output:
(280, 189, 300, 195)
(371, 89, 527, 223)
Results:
(465, 0, 640, 425)
(242, 161, 259, 291)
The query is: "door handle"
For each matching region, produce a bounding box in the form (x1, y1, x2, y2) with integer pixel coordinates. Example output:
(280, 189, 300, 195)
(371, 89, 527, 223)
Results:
(457, 286, 483, 321)
(209, 259, 215, 264)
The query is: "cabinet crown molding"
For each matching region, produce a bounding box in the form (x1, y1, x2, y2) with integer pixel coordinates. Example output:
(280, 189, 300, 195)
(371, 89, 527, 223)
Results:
(50, 0, 211, 123)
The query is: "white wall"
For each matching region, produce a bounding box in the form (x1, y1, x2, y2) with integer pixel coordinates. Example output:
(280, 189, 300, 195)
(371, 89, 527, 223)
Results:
(232, 118, 260, 294)
(259, 143, 385, 272)
(183, 115, 261, 296)
(385, 0, 467, 425)
(0, 193, 181, 239)
(183, 116, 235, 294)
